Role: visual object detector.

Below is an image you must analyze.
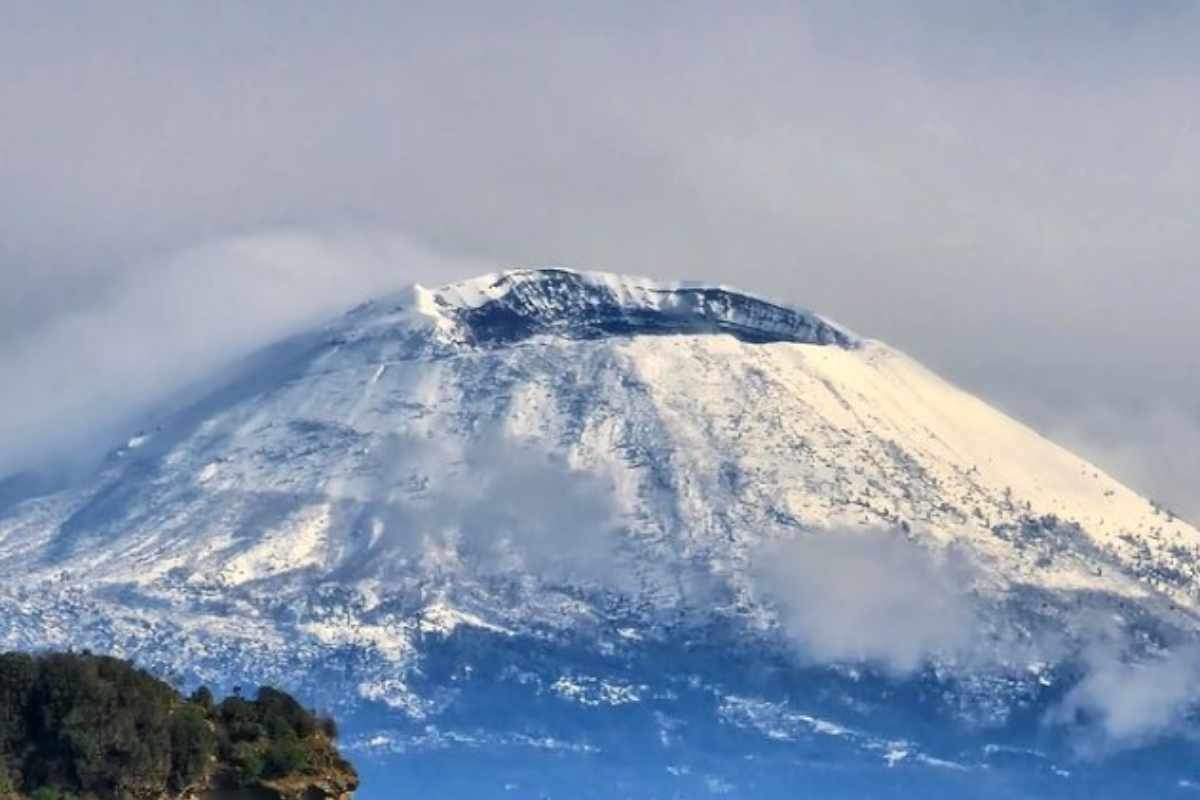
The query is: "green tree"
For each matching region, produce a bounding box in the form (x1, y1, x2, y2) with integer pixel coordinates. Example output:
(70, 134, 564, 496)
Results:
(263, 735, 308, 778)
(318, 714, 339, 740)
(189, 686, 215, 713)
(231, 742, 264, 785)
(0, 653, 36, 753)
(0, 651, 354, 799)
(0, 760, 17, 799)
(169, 704, 216, 791)
(30, 788, 78, 800)
(255, 687, 317, 739)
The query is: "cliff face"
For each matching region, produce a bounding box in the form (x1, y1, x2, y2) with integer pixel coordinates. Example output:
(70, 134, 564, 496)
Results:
(187, 743, 358, 800)
(191, 734, 359, 800)
(259, 769, 358, 800)
(194, 765, 358, 800)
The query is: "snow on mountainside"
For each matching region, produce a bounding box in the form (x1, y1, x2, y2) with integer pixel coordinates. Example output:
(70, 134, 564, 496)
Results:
(2, 269, 1194, 595)
(1, 268, 1199, 787)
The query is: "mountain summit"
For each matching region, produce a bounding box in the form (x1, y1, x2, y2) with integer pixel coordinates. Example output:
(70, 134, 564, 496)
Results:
(324, 268, 858, 368)
(2, 268, 1198, 797)
(387, 268, 857, 347)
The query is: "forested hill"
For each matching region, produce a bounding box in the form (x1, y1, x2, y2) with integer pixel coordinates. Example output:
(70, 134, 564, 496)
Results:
(0, 652, 358, 800)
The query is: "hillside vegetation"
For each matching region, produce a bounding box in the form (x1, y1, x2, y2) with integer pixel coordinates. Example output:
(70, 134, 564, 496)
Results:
(0, 652, 357, 800)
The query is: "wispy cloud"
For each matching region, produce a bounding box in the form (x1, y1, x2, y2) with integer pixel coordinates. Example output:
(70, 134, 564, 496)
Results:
(333, 431, 633, 590)
(751, 526, 1200, 752)
(0, 231, 475, 478)
(1048, 631, 1200, 754)
(751, 528, 978, 674)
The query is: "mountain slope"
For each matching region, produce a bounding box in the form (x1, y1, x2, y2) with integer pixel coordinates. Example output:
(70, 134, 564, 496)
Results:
(1, 268, 1198, 796)
(3, 269, 1194, 597)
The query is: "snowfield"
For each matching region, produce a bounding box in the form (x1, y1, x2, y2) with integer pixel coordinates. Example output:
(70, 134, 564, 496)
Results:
(2, 268, 1198, 796)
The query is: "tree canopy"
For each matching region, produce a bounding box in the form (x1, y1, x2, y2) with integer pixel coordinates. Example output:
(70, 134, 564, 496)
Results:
(0, 652, 354, 800)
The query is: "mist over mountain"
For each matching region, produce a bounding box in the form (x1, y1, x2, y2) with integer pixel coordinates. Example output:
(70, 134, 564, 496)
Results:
(5, 2, 1200, 527)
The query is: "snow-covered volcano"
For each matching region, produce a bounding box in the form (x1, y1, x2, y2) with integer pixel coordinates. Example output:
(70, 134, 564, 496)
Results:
(3, 268, 1199, 797)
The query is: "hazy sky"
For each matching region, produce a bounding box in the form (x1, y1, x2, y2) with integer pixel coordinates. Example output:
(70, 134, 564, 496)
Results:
(2, 2, 1197, 518)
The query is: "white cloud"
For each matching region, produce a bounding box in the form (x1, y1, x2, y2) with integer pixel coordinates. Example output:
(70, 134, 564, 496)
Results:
(1049, 635, 1200, 753)
(0, 230, 477, 478)
(751, 528, 977, 674)
(342, 432, 632, 590)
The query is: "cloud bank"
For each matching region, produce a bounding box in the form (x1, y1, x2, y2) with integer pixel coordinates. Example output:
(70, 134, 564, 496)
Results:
(752, 528, 977, 674)
(2, 2, 1198, 516)
(0, 231, 475, 477)
(753, 526, 1200, 751)
(332, 432, 632, 591)
(1049, 634, 1200, 755)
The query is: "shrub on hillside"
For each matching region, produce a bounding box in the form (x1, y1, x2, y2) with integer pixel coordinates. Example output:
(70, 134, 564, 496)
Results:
(0, 652, 353, 800)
